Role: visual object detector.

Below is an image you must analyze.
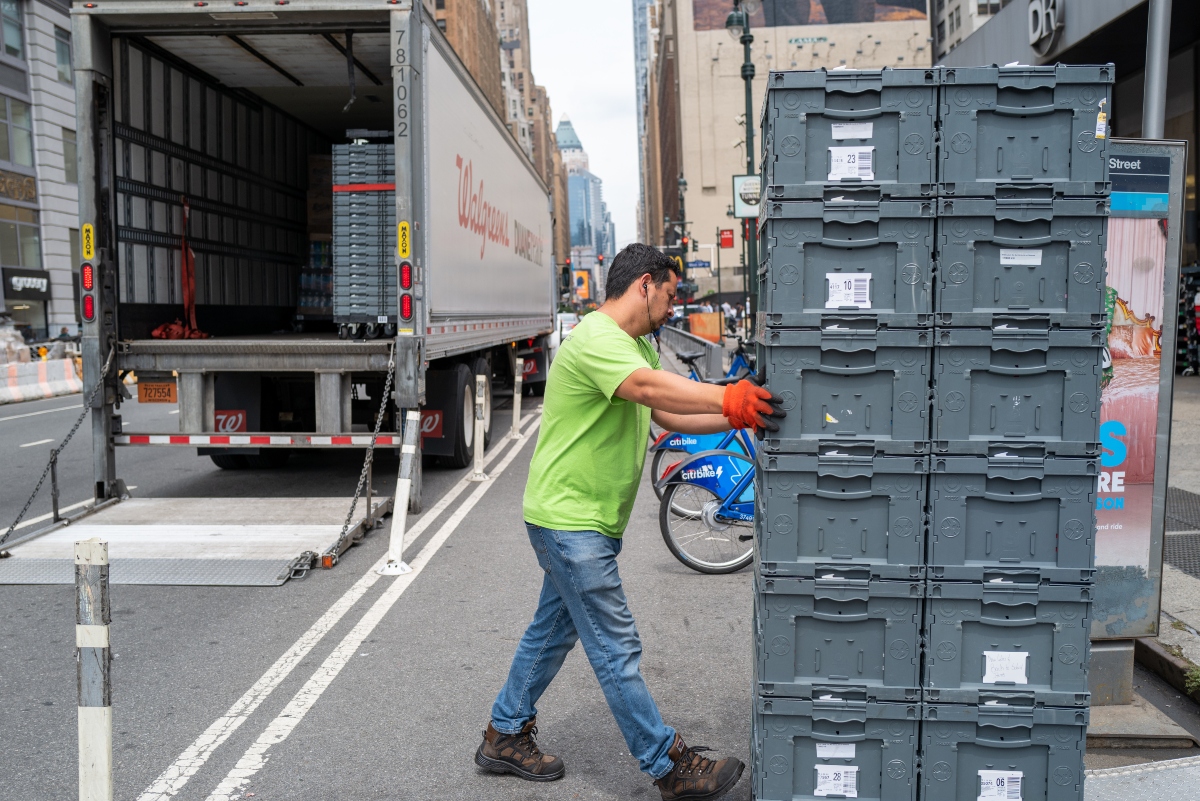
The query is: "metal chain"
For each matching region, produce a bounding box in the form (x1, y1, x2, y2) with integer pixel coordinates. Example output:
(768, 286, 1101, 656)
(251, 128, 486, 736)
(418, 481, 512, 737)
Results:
(329, 342, 397, 560)
(1, 345, 116, 547)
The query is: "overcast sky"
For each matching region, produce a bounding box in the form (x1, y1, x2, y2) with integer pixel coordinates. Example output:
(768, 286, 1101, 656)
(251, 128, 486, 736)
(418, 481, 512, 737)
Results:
(526, 0, 639, 248)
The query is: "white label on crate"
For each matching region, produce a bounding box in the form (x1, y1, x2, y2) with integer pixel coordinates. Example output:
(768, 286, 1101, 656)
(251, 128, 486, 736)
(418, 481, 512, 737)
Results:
(978, 770, 1023, 800)
(826, 273, 872, 308)
(831, 122, 873, 140)
(999, 248, 1043, 266)
(377, 315, 389, 323)
(1095, 110, 1107, 139)
(982, 651, 1029, 684)
(816, 743, 856, 759)
(828, 147, 875, 181)
(815, 765, 858, 798)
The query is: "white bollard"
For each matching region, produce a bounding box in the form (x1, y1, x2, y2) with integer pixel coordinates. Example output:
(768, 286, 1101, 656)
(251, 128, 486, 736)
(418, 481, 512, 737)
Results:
(511, 358, 524, 439)
(467, 374, 489, 482)
(76, 537, 113, 801)
(378, 410, 421, 576)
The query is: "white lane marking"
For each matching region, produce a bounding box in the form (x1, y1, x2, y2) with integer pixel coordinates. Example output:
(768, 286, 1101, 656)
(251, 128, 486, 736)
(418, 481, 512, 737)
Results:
(0, 404, 82, 423)
(202, 419, 542, 801)
(19, 438, 55, 448)
(169, 410, 179, 414)
(136, 414, 539, 801)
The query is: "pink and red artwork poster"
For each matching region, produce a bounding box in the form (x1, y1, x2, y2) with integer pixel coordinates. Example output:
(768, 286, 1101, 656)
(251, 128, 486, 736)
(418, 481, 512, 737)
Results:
(1095, 217, 1169, 570)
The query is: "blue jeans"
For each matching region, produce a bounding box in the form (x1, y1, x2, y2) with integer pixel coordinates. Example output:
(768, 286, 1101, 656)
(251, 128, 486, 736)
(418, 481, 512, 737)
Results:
(490, 523, 677, 779)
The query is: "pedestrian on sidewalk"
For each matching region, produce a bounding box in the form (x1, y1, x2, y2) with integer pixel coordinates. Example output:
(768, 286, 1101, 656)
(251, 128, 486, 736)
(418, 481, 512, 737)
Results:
(476, 242, 785, 800)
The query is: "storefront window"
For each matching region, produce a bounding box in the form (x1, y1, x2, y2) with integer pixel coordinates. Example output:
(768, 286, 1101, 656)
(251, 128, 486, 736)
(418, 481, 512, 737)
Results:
(1, 0, 22, 60)
(55, 27, 72, 84)
(63, 127, 76, 183)
(0, 96, 34, 167)
(0, 203, 40, 269)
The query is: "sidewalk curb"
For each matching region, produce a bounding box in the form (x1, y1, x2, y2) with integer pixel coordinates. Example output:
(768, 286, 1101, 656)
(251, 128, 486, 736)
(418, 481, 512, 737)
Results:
(1135, 636, 1200, 705)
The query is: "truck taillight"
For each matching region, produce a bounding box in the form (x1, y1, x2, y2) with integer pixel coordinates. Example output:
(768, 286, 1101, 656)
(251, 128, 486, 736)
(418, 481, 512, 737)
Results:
(82, 294, 95, 321)
(81, 263, 94, 291)
(400, 261, 412, 290)
(400, 294, 413, 320)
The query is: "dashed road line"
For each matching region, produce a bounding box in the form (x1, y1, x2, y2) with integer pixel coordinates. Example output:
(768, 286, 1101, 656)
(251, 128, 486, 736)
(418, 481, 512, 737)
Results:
(202, 417, 541, 801)
(136, 414, 540, 801)
(0, 404, 81, 423)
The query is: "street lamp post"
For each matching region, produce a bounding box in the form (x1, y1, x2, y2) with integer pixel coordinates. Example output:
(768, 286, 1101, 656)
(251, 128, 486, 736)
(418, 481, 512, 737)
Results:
(727, 1, 759, 335)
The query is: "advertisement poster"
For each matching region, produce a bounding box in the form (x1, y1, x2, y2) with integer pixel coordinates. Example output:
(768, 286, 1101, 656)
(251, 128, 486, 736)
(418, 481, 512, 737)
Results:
(1092, 145, 1180, 638)
(692, 0, 926, 30)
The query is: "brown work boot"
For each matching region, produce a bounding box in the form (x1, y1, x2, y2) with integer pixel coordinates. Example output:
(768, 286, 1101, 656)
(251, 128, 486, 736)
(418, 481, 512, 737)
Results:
(654, 734, 744, 801)
(474, 719, 565, 782)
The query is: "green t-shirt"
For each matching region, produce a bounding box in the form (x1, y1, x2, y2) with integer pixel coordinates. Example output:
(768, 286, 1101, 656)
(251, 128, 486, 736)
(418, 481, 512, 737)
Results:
(523, 311, 662, 537)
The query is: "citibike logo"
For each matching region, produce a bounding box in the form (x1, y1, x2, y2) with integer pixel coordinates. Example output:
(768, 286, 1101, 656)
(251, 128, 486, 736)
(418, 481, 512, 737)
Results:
(681, 464, 722, 482)
(668, 435, 699, 447)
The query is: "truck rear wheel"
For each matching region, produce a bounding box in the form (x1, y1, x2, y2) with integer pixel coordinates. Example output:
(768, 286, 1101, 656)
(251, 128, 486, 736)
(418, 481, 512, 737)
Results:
(210, 454, 248, 470)
(444, 360, 492, 469)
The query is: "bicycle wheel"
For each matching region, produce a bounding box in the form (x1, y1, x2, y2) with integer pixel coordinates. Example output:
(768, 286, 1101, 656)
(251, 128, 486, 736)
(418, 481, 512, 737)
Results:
(650, 448, 688, 500)
(659, 483, 753, 574)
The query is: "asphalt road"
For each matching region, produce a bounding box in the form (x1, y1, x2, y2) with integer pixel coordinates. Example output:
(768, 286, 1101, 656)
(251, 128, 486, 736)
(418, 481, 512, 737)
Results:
(0, 392, 756, 801)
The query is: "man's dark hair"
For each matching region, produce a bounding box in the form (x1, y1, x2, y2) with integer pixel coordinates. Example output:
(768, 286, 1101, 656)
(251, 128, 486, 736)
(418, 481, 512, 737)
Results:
(604, 242, 681, 300)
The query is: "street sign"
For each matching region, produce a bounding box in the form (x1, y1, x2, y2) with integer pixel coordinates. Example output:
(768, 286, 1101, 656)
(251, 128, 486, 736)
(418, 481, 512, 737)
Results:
(732, 174, 760, 218)
(687, 260, 710, 268)
(719, 229, 734, 249)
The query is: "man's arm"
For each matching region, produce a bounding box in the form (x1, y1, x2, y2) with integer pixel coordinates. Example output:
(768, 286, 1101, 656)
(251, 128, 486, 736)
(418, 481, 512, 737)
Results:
(614, 367, 724, 415)
(651, 409, 731, 435)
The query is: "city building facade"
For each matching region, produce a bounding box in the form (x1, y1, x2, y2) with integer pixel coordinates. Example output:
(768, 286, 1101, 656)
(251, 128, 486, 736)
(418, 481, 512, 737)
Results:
(432, 0, 506, 119)
(639, 0, 931, 296)
(930, 0, 1010, 59)
(0, 0, 78, 340)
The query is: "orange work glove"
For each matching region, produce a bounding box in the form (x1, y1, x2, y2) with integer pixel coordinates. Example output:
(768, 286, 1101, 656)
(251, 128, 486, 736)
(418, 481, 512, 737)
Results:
(722, 376, 787, 435)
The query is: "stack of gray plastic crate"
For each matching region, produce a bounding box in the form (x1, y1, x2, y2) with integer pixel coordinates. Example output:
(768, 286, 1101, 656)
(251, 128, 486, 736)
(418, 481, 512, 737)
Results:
(754, 67, 936, 801)
(754, 63, 1112, 801)
(333, 143, 397, 326)
(921, 63, 1111, 801)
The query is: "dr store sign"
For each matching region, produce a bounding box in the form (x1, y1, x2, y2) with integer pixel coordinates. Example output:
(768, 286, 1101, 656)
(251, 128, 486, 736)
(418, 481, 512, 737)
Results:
(1028, 0, 1064, 55)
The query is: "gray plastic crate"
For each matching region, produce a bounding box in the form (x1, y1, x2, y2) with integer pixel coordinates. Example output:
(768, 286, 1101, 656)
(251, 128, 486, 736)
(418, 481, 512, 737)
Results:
(932, 326, 1103, 456)
(757, 447, 927, 580)
(754, 694, 920, 801)
(935, 197, 1109, 327)
(761, 67, 937, 201)
(758, 199, 935, 329)
(759, 325, 932, 453)
(756, 571, 922, 702)
(923, 580, 1091, 706)
(938, 64, 1113, 198)
(928, 450, 1097, 583)
(921, 699, 1087, 801)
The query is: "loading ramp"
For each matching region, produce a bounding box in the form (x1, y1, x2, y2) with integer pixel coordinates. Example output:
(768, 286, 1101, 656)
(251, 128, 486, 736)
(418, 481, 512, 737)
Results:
(0, 496, 389, 586)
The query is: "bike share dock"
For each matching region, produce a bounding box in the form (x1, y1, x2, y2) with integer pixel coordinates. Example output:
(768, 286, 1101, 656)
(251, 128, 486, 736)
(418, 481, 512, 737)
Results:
(0, 495, 389, 586)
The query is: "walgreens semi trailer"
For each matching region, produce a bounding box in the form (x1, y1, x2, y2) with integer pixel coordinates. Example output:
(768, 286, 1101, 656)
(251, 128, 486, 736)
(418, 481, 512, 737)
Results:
(73, 0, 555, 512)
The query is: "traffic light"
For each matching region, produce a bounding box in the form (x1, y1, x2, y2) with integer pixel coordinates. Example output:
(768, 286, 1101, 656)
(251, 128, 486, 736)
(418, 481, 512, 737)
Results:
(680, 235, 689, 250)
(597, 253, 605, 265)
(691, 239, 699, 252)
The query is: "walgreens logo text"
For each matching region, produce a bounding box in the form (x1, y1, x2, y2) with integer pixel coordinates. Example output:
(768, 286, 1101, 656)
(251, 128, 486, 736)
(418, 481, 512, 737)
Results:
(456, 155, 511, 258)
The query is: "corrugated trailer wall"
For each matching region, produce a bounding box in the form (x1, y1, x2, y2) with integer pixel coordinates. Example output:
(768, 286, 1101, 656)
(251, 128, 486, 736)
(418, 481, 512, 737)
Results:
(111, 37, 327, 336)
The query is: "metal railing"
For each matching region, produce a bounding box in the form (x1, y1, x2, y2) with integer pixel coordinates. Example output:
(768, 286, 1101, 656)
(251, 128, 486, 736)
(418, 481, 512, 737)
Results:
(656, 325, 724, 379)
